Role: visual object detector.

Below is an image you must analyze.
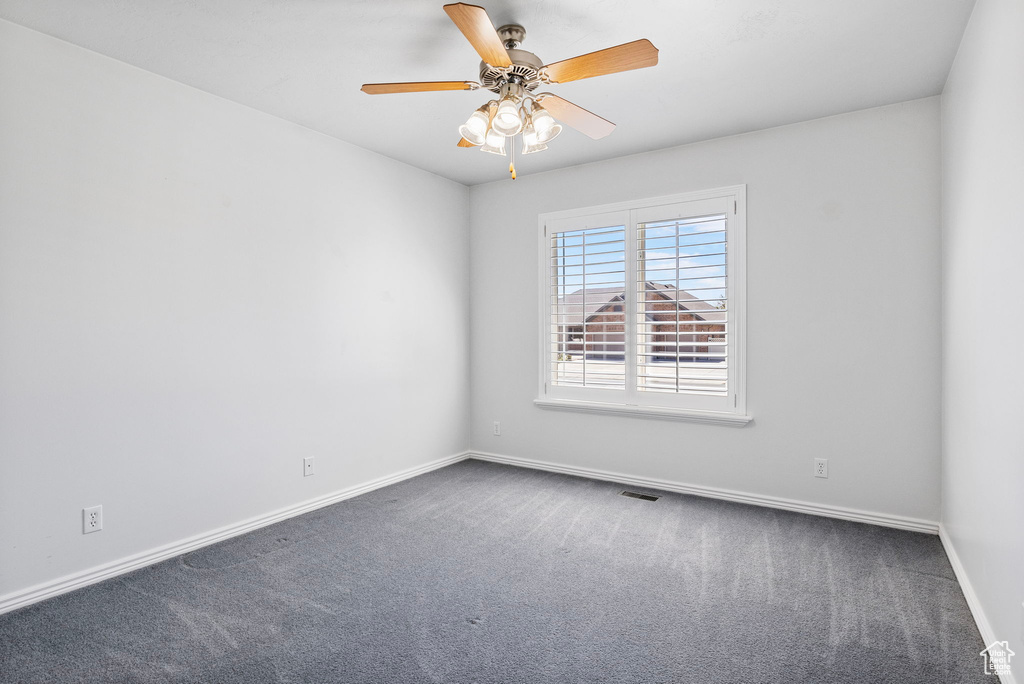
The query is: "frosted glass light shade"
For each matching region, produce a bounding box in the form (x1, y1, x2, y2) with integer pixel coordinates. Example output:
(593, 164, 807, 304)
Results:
(531, 105, 562, 143)
(492, 98, 523, 136)
(521, 124, 547, 154)
(537, 123, 562, 144)
(480, 128, 507, 155)
(458, 108, 489, 146)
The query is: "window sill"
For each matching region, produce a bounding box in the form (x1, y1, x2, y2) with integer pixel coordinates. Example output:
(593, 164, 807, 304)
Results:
(534, 398, 752, 426)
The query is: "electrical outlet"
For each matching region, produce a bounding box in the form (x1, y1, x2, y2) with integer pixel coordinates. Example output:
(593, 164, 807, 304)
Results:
(303, 457, 315, 477)
(83, 505, 103, 534)
(814, 458, 828, 478)
(493, 421, 501, 436)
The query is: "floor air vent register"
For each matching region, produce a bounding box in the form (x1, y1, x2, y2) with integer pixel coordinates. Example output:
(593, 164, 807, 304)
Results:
(620, 491, 660, 501)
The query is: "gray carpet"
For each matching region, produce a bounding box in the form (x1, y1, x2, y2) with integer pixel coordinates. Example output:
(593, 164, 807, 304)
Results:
(0, 459, 988, 683)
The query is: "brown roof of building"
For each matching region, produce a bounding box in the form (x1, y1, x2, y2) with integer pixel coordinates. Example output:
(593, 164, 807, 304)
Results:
(556, 282, 725, 326)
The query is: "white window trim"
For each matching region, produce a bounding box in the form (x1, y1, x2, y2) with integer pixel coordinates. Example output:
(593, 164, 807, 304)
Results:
(536, 186, 750, 426)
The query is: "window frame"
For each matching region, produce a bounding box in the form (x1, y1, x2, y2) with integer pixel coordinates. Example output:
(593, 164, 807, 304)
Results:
(535, 186, 750, 426)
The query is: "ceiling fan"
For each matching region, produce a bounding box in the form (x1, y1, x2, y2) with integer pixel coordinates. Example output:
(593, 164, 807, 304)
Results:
(361, 3, 658, 179)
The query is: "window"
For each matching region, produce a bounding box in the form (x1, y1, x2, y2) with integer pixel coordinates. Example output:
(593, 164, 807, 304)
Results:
(537, 186, 748, 425)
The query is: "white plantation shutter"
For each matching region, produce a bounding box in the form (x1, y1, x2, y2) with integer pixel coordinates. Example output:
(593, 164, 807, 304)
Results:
(540, 188, 746, 421)
(548, 213, 628, 396)
(636, 200, 729, 399)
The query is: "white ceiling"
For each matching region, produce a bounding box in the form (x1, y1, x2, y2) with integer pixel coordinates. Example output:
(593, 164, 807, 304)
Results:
(0, 0, 975, 185)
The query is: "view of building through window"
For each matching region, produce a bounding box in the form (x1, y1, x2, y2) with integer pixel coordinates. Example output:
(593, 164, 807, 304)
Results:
(549, 215, 728, 397)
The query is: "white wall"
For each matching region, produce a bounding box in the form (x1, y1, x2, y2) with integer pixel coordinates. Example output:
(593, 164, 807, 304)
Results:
(941, 0, 1024, 669)
(469, 98, 942, 523)
(0, 20, 470, 598)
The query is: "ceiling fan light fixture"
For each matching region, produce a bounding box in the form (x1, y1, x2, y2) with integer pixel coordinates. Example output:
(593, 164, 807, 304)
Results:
(531, 103, 562, 143)
(522, 124, 547, 155)
(480, 127, 507, 155)
(458, 105, 491, 146)
(537, 122, 562, 144)
(492, 97, 523, 136)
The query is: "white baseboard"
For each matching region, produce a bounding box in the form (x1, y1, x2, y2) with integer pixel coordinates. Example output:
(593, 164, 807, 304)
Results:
(468, 450, 940, 534)
(939, 524, 1018, 684)
(0, 451, 470, 616)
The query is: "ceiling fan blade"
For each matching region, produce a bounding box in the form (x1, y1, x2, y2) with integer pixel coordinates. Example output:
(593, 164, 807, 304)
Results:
(443, 3, 512, 68)
(457, 137, 477, 147)
(542, 39, 658, 84)
(361, 81, 477, 94)
(538, 94, 616, 139)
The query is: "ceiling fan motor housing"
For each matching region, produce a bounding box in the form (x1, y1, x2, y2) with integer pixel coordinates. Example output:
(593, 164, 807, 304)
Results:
(479, 24, 542, 93)
(480, 49, 543, 92)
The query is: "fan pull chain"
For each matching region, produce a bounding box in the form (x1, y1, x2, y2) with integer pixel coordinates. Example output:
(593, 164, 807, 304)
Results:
(509, 136, 517, 180)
